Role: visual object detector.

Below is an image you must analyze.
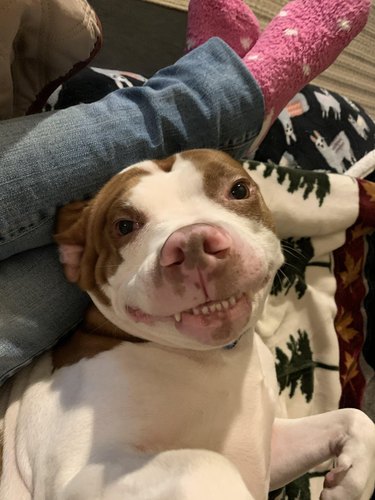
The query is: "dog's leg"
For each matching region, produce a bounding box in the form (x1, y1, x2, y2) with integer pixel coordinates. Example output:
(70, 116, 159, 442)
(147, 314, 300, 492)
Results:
(270, 409, 375, 499)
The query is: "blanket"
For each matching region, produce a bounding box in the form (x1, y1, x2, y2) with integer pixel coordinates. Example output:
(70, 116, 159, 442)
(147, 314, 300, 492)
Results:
(246, 159, 375, 499)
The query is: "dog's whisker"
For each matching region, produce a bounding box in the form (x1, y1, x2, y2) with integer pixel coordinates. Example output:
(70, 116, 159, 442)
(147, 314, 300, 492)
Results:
(281, 247, 305, 262)
(275, 268, 293, 288)
(282, 262, 304, 275)
(281, 241, 306, 256)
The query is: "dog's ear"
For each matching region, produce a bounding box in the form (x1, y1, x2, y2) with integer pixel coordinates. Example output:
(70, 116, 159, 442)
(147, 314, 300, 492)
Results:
(54, 201, 91, 283)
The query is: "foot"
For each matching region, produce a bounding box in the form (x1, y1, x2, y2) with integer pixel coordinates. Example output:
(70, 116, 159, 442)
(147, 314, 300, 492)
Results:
(243, 0, 371, 152)
(186, 0, 261, 57)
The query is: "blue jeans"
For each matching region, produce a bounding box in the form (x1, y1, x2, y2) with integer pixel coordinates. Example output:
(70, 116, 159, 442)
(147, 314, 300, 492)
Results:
(0, 38, 264, 383)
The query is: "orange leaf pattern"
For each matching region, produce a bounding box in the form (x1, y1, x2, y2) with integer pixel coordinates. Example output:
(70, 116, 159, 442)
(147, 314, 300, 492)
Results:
(362, 180, 375, 204)
(339, 253, 362, 288)
(341, 352, 360, 388)
(336, 309, 358, 343)
(333, 179, 375, 409)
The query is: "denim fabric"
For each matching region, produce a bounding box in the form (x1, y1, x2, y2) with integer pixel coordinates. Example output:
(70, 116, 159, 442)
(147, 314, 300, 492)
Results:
(0, 38, 264, 384)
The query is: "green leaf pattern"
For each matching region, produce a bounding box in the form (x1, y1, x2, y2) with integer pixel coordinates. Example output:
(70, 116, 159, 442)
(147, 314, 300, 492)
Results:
(246, 161, 331, 206)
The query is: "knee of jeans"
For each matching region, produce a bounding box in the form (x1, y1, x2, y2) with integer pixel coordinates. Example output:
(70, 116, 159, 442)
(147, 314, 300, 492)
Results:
(0, 216, 55, 261)
(220, 131, 258, 160)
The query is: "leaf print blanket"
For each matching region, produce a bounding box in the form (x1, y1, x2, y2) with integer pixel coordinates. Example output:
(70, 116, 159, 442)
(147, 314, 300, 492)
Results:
(245, 160, 375, 499)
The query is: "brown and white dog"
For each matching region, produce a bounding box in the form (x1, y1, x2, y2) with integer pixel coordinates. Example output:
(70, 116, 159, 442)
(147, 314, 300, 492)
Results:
(0, 150, 374, 500)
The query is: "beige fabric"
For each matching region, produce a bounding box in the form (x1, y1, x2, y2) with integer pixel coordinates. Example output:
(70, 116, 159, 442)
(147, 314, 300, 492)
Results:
(143, 0, 375, 118)
(0, 0, 102, 119)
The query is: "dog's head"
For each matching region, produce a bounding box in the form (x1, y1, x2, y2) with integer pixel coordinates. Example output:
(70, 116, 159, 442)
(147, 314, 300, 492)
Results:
(55, 150, 283, 350)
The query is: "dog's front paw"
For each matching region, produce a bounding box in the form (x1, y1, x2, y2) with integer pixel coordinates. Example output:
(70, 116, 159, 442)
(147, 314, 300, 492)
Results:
(320, 409, 375, 500)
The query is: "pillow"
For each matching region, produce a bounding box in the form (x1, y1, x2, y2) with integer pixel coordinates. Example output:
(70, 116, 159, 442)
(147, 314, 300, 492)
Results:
(0, 0, 102, 119)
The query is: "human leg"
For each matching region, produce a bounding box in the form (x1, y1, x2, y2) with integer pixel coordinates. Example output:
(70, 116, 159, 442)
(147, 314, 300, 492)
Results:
(0, 39, 263, 262)
(187, 0, 371, 153)
(186, 0, 261, 55)
(0, 245, 89, 384)
(243, 0, 371, 150)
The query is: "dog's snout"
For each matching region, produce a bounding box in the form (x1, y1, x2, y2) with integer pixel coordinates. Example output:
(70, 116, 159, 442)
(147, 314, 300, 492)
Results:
(160, 224, 232, 268)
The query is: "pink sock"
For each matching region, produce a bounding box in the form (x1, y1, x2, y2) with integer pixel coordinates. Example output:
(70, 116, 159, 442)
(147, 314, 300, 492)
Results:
(243, 0, 371, 151)
(186, 0, 261, 57)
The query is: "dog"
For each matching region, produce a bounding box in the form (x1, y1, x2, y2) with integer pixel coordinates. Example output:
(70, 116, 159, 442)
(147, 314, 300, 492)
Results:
(0, 149, 374, 499)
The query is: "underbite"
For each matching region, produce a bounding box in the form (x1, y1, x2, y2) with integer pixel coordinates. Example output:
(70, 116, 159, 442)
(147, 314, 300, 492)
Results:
(126, 292, 250, 324)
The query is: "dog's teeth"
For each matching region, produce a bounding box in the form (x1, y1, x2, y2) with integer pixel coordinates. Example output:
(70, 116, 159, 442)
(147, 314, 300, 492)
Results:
(221, 300, 230, 310)
(229, 296, 236, 306)
(193, 308, 200, 316)
(201, 306, 209, 315)
(209, 304, 217, 313)
(215, 303, 223, 311)
(174, 313, 182, 322)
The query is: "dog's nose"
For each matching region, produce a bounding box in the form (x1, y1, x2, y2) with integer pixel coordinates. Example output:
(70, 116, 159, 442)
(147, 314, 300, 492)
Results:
(160, 224, 232, 267)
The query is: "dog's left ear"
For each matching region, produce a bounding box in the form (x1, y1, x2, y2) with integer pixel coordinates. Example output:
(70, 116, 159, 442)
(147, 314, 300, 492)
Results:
(54, 200, 91, 283)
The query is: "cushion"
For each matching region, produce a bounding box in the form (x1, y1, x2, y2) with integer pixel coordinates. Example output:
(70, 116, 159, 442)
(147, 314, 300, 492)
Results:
(0, 0, 102, 119)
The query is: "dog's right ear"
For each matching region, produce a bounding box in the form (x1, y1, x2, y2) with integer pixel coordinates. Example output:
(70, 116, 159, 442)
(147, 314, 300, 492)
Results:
(54, 200, 91, 283)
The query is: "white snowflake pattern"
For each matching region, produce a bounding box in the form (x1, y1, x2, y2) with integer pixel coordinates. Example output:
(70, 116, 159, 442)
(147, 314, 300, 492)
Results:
(240, 37, 253, 51)
(302, 64, 311, 76)
(245, 54, 260, 61)
(338, 19, 351, 31)
(284, 28, 299, 36)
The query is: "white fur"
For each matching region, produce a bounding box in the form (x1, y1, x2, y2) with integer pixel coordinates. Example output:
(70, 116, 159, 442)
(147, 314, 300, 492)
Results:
(1, 155, 374, 500)
(99, 156, 281, 349)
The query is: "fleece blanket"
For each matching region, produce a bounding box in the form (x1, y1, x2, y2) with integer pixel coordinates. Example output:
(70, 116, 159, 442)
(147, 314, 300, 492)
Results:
(245, 159, 375, 499)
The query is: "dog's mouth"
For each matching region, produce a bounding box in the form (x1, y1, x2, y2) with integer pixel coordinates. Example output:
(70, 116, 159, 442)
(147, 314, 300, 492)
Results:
(126, 293, 252, 346)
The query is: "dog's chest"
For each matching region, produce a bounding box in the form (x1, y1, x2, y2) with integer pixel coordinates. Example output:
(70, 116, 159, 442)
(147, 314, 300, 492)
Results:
(2, 334, 277, 497)
(50, 336, 273, 448)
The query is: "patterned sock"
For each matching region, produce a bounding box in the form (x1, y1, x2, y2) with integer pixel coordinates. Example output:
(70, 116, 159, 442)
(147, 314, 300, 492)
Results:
(186, 0, 261, 57)
(243, 0, 371, 152)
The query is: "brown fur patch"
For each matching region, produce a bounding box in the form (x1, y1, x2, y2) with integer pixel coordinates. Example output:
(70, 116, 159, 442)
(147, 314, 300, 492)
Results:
(52, 305, 147, 370)
(54, 167, 150, 303)
(154, 156, 176, 172)
(180, 149, 275, 232)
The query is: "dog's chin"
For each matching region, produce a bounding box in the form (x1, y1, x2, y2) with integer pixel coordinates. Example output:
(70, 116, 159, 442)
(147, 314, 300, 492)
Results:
(125, 293, 252, 348)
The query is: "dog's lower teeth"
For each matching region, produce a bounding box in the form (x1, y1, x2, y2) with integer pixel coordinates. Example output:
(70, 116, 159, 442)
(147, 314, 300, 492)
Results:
(179, 294, 244, 320)
(222, 300, 230, 310)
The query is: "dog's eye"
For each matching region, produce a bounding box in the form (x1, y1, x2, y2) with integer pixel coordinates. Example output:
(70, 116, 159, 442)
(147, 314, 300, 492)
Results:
(116, 219, 135, 236)
(230, 181, 250, 200)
